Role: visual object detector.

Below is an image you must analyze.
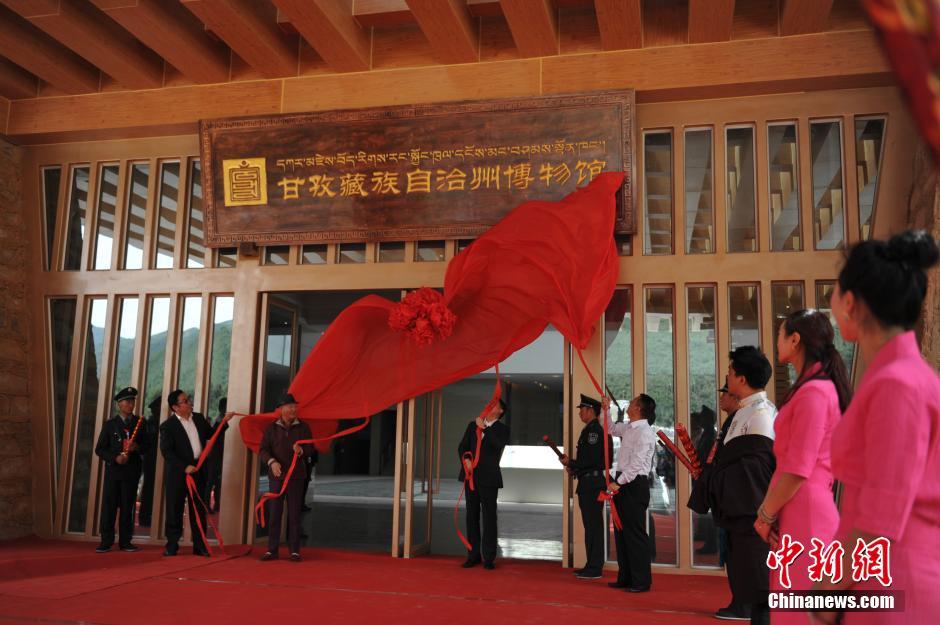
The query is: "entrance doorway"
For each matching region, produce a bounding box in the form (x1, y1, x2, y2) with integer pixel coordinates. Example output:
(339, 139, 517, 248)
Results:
(252, 291, 566, 562)
(256, 290, 400, 552)
(427, 327, 567, 562)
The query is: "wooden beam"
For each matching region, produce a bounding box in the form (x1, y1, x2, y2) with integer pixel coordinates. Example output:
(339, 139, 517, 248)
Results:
(269, 0, 371, 72)
(0, 56, 37, 99)
(780, 0, 834, 36)
(543, 29, 885, 94)
(353, 0, 414, 27)
(689, 0, 735, 43)
(0, 94, 9, 137)
(0, 0, 164, 89)
(0, 5, 100, 94)
(594, 0, 641, 50)
(6, 29, 889, 143)
(499, 0, 558, 57)
(181, 0, 298, 78)
(88, 0, 230, 84)
(8, 80, 282, 142)
(404, 0, 479, 64)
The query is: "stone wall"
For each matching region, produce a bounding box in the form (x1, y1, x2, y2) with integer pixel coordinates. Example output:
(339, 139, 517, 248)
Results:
(0, 138, 32, 539)
(908, 146, 940, 372)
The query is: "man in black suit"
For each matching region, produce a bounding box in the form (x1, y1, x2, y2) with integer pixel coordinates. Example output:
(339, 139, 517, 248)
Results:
(160, 389, 231, 556)
(457, 398, 509, 570)
(94, 386, 148, 553)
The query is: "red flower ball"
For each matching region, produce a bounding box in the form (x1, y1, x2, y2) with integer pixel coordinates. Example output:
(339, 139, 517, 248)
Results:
(388, 287, 457, 346)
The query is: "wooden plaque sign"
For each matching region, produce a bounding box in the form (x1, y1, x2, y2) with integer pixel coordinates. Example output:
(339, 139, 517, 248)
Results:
(199, 90, 635, 246)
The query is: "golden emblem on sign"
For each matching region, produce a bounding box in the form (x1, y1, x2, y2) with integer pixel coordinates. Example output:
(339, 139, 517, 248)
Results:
(222, 158, 268, 206)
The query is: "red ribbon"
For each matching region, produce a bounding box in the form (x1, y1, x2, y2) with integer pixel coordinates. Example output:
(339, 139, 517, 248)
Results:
(183, 415, 232, 557)
(454, 365, 501, 551)
(574, 349, 621, 531)
(255, 417, 372, 528)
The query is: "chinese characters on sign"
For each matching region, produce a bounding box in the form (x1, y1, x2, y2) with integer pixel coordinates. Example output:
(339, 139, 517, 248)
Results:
(199, 91, 635, 246)
(767, 534, 893, 589)
(270, 160, 608, 201)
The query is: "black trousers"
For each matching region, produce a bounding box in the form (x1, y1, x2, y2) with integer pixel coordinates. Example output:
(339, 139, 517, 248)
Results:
(612, 475, 652, 588)
(202, 459, 223, 513)
(164, 472, 207, 552)
(578, 488, 605, 573)
(726, 530, 770, 612)
(266, 478, 306, 554)
(465, 483, 499, 563)
(99, 472, 140, 547)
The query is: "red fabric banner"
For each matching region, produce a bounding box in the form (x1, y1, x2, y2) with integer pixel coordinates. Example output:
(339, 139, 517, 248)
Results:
(239, 172, 624, 449)
(865, 0, 940, 165)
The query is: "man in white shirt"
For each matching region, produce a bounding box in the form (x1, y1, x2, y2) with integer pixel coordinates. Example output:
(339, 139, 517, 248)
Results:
(604, 394, 657, 593)
(725, 349, 777, 443)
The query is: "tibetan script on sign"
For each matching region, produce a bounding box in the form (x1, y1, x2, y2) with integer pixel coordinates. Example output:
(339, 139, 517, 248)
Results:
(199, 91, 635, 246)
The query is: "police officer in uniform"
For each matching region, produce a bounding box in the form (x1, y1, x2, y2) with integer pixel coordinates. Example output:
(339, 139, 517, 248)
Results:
(94, 387, 148, 553)
(559, 394, 613, 579)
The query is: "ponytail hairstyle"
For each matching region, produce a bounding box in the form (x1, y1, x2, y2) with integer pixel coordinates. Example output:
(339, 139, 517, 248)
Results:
(838, 230, 939, 330)
(778, 309, 852, 412)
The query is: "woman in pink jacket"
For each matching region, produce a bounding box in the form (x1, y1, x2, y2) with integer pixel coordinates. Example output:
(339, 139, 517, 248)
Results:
(754, 309, 851, 625)
(813, 230, 940, 625)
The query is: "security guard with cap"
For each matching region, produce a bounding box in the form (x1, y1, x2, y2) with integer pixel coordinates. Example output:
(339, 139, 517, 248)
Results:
(94, 386, 149, 553)
(559, 393, 613, 579)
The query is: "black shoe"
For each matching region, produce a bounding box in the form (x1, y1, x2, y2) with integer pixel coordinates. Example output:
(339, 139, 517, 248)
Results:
(483, 561, 495, 570)
(627, 585, 651, 593)
(163, 548, 178, 557)
(290, 553, 302, 562)
(193, 548, 211, 557)
(714, 605, 751, 620)
(574, 570, 602, 579)
(461, 558, 481, 568)
(608, 581, 629, 588)
(95, 544, 112, 553)
(119, 544, 140, 552)
(260, 551, 277, 561)
(572, 568, 585, 575)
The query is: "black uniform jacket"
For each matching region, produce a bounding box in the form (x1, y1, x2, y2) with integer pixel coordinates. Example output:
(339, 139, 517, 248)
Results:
(95, 414, 150, 478)
(688, 434, 776, 533)
(159, 412, 213, 477)
(457, 420, 510, 488)
(568, 419, 614, 494)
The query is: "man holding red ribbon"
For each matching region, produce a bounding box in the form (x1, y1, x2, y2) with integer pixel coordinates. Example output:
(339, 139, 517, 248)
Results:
(94, 386, 149, 553)
(457, 398, 509, 570)
(603, 394, 657, 593)
(259, 393, 314, 562)
(160, 389, 217, 557)
(559, 394, 613, 580)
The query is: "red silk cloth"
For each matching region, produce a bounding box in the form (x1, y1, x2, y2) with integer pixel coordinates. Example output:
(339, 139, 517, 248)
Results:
(238, 172, 624, 450)
(864, 0, 940, 165)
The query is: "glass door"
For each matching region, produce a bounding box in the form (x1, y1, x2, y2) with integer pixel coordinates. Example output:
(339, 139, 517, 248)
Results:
(393, 390, 441, 557)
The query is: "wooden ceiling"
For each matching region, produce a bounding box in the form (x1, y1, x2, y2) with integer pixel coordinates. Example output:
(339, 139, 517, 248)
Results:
(0, 0, 863, 100)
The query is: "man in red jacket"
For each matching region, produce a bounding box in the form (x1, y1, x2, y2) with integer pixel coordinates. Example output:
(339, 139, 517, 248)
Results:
(260, 393, 314, 562)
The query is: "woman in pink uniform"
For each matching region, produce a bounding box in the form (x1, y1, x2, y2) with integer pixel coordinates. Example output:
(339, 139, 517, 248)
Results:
(813, 230, 940, 625)
(754, 309, 851, 625)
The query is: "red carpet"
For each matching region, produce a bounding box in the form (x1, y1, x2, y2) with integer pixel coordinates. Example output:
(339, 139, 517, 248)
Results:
(0, 539, 730, 625)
